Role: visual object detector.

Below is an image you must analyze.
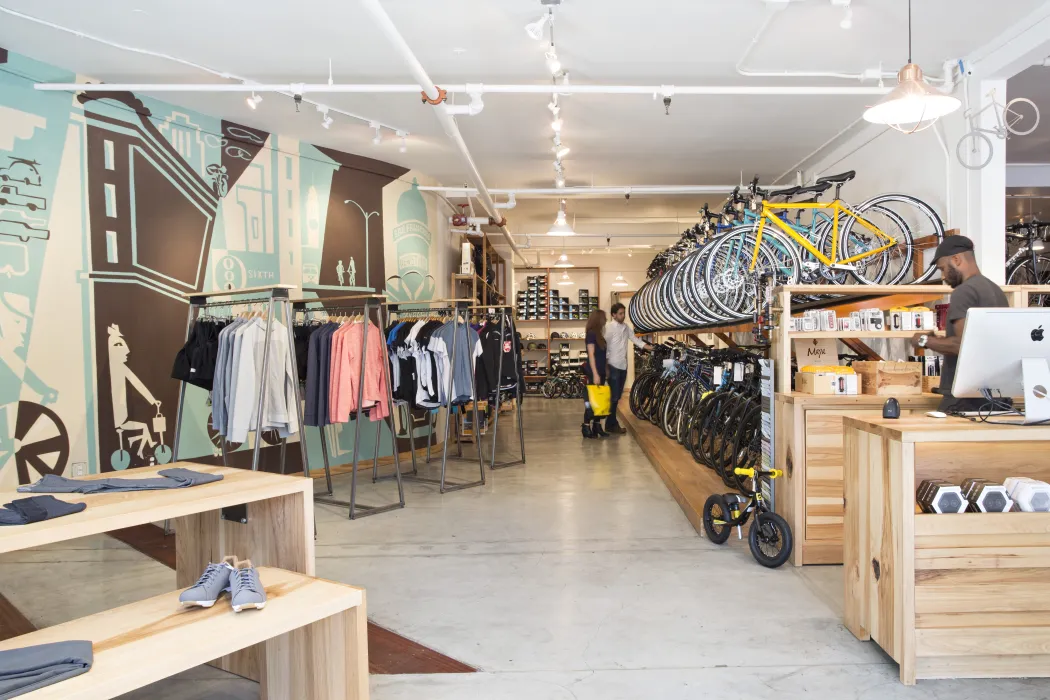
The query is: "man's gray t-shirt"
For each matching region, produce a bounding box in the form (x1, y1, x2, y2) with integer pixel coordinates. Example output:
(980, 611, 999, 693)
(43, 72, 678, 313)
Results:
(939, 273, 1008, 409)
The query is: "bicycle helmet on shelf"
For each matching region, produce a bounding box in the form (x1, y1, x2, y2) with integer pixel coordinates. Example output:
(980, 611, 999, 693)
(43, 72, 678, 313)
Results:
(551, 331, 560, 339)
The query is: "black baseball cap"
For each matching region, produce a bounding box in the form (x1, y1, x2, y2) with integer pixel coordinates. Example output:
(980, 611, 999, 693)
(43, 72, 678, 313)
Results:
(930, 235, 974, 266)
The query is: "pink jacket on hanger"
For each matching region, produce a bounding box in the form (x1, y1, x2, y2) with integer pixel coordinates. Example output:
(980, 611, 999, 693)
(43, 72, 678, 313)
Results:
(331, 321, 390, 422)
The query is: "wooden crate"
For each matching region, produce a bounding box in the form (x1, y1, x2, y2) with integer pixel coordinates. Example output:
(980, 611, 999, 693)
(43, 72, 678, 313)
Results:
(843, 415, 1050, 684)
(852, 361, 922, 396)
(776, 393, 941, 566)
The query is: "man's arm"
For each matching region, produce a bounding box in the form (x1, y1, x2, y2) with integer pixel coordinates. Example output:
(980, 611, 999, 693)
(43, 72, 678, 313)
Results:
(626, 324, 652, 350)
(915, 319, 963, 355)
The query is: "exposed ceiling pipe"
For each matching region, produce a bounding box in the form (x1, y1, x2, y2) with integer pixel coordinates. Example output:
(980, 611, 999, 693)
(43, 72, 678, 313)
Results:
(736, 2, 952, 84)
(358, 0, 528, 265)
(0, 5, 406, 133)
(416, 185, 736, 198)
(35, 82, 892, 97)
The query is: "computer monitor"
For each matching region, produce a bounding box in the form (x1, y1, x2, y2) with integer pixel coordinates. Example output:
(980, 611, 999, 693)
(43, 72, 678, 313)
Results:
(953, 308, 1050, 424)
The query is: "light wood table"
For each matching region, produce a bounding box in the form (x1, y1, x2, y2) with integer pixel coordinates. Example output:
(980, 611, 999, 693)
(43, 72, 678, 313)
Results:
(0, 463, 317, 686)
(842, 416, 1050, 684)
(775, 393, 942, 566)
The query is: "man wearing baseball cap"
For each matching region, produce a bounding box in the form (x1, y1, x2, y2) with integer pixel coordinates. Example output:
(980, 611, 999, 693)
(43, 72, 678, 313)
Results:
(910, 235, 1008, 412)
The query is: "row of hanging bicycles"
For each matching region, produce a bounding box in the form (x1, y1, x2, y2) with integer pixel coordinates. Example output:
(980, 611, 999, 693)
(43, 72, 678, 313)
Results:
(630, 170, 947, 331)
(628, 343, 792, 568)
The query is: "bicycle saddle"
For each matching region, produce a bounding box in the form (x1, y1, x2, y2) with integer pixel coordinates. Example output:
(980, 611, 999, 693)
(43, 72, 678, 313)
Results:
(767, 185, 800, 198)
(815, 170, 856, 186)
(795, 182, 832, 196)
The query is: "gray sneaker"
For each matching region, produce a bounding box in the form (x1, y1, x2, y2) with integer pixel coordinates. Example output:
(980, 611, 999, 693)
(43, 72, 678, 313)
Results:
(229, 560, 266, 612)
(179, 556, 236, 608)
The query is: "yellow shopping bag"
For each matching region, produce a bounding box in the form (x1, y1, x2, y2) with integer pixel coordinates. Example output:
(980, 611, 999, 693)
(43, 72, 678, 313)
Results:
(586, 384, 612, 417)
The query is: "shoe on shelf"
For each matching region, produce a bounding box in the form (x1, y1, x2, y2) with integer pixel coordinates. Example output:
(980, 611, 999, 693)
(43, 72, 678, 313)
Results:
(592, 424, 609, 438)
(230, 560, 267, 612)
(581, 424, 595, 439)
(179, 555, 237, 608)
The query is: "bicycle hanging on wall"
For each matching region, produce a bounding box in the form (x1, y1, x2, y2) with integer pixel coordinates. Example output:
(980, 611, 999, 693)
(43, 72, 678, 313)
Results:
(957, 88, 1040, 171)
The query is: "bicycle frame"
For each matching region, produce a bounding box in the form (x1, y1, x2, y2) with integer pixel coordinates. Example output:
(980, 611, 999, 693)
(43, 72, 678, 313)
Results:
(748, 199, 898, 272)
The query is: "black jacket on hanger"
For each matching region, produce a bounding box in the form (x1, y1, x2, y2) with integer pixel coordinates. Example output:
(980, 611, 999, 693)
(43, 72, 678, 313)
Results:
(475, 318, 521, 400)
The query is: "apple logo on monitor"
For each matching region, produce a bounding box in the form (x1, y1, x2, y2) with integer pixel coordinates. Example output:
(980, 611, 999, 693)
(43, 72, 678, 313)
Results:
(1034, 326, 1045, 342)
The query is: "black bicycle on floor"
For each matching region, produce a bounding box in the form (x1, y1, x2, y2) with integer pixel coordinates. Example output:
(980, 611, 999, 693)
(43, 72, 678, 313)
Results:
(702, 467, 793, 568)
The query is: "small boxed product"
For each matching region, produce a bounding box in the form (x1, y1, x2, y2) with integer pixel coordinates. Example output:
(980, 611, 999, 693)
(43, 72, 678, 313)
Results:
(1005, 477, 1050, 512)
(865, 308, 885, 331)
(795, 366, 860, 395)
(850, 311, 864, 330)
(917, 479, 967, 514)
(960, 478, 1013, 513)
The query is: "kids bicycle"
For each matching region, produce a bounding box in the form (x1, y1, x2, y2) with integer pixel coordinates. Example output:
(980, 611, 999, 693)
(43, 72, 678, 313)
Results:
(702, 466, 793, 568)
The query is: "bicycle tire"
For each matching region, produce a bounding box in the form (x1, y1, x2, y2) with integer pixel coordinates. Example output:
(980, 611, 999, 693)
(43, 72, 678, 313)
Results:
(748, 511, 794, 568)
(826, 203, 910, 285)
(846, 193, 945, 284)
(703, 226, 802, 319)
(702, 494, 732, 545)
(957, 130, 994, 171)
(1007, 255, 1050, 306)
(1004, 97, 1040, 136)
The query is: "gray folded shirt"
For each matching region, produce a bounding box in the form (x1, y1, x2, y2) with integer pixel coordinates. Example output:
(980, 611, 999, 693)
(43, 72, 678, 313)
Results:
(0, 640, 93, 699)
(17, 468, 223, 494)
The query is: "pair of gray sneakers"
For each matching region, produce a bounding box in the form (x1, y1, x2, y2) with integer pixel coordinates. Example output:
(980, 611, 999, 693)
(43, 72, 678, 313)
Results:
(179, 556, 266, 612)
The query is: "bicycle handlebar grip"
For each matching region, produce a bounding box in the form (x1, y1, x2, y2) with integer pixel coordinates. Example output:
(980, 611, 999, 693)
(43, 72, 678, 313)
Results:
(734, 467, 756, 477)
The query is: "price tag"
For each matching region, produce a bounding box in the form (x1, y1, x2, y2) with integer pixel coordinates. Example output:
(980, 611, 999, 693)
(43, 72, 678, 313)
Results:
(713, 367, 724, 386)
(733, 362, 744, 382)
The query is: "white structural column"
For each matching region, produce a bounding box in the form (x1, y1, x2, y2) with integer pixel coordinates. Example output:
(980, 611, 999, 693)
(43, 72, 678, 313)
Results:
(975, 78, 1008, 283)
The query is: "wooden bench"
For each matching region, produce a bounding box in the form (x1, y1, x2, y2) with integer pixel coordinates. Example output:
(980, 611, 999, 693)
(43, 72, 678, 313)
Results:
(0, 567, 368, 699)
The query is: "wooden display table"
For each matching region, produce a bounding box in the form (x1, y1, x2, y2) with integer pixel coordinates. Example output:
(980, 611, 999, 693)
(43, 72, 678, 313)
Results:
(0, 464, 367, 699)
(776, 392, 941, 566)
(842, 416, 1050, 685)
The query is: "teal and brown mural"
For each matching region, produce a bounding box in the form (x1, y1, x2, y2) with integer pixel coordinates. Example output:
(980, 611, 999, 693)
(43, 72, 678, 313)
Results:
(0, 47, 450, 487)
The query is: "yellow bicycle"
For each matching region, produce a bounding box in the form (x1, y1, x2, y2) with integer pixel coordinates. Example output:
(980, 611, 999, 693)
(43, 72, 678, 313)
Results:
(701, 172, 945, 317)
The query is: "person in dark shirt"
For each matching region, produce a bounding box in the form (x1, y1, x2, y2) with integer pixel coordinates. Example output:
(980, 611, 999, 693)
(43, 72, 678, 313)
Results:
(911, 235, 1008, 412)
(583, 310, 609, 439)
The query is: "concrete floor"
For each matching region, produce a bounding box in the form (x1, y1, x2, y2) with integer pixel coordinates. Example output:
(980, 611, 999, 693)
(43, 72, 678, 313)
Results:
(2, 399, 1049, 698)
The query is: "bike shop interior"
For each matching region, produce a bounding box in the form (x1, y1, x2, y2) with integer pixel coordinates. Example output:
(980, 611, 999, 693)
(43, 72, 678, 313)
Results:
(1, 1, 1050, 699)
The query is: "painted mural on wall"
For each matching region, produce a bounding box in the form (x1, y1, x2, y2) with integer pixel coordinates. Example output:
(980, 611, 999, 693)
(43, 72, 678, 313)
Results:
(384, 178, 437, 302)
(0, 47, 443, 487)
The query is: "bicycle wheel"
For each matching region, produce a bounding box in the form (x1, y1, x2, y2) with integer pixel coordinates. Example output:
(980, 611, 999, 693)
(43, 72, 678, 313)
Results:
(702, 494, 732, 545)
(542, 380, 556, 399)
(705, 227, 802, 316)
(1007, 255, 1050, 306)
(957, 130, 994, 171)
(748, 511, 793, 568)
(846, 194, 946, 284)
(1004, 97, 1040, 136)
(824, 203, 909, 285)
(662, 381, 687, 439)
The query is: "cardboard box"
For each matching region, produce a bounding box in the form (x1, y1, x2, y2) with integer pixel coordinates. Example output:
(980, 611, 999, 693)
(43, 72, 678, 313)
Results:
(852, 361, 922, 396)
(796, 372, 861, 395)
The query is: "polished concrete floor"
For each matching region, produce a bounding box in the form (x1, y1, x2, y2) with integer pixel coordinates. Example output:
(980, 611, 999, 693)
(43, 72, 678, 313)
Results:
(2, 399, 1050, 698)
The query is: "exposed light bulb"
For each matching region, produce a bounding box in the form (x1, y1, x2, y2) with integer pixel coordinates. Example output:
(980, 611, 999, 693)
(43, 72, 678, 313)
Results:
(627, 251, 633, 257)
(555, 177, 565, 188)
(551, 118, 563, 131)
(559, 253, 568, 262)
(840, 6, 853, 29)
(246, 92, 262, 110)
(546, 51, 562, 76)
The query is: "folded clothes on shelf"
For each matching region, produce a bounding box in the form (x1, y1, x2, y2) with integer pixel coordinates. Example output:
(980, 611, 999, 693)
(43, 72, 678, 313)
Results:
(0, 640, 93, 699)
(0, 496, 86, 526)
(17, 468, 222, 495)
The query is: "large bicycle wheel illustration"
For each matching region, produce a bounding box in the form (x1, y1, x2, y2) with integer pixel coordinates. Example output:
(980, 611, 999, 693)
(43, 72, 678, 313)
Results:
(11, 401, 69, 485)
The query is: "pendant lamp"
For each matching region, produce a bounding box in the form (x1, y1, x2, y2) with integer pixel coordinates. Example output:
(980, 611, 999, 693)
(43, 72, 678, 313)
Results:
(611, 273, 629, 288)
(547, 199, 575, 236)
(557, 270, 574, 285)
(862, 0, 960, 134)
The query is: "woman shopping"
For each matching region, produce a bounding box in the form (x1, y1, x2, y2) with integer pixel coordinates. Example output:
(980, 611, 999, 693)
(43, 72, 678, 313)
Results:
(582, 310, 609, 439)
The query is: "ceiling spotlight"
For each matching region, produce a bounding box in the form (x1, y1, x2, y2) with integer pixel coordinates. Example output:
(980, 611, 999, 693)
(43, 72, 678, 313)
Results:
(548, 99, 560, 115)
(555, 177, 565, 188)
(246, 92, 262, 110)
(554, 146, 570, 159)
(317, 106, 333, 129)
(612, 273, 629, 288)
(370, 121, 382, 145)
(525, 11, 551, 41)
(627, 250, 633, 257)
(546, 50, 562, 76)
(551, 117, 563, 131)
(397, 130, 407, 153)
(840, 5, 853, 29)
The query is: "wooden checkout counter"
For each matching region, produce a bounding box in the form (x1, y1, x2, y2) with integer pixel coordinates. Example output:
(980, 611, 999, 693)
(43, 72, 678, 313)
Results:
(841, 414, 1050, 685)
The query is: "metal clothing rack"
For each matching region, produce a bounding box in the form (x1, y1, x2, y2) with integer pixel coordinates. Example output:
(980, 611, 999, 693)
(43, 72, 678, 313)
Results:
(470, 305, 526, 471)
(172, 285, 308, 476)
(388, 299, 486, 493)
(291, 293, 405, 520)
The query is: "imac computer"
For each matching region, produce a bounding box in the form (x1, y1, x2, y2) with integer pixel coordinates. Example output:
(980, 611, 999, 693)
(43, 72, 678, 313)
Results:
(953, 308, 1050, 424)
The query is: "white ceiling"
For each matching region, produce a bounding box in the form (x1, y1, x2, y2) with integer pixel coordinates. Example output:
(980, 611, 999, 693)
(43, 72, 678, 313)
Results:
(1, 0, 1046, 250)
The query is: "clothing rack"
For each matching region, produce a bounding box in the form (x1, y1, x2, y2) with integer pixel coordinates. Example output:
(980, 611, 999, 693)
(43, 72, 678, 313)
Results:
(470, 305, 526, 471)
(290, 294, 405, 520)
(172, 285, 307, 476)
(388, 299, 486, 493)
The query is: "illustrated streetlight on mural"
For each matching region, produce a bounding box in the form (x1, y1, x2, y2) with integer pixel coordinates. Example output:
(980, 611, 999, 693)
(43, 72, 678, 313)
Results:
(344, 199, 378, 289)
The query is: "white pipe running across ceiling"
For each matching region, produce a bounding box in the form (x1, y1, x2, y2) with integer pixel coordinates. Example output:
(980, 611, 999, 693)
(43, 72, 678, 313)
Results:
(34, 82, 893, 97)
(358, 0, 529, 266)
(416, 185, 737, 198)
